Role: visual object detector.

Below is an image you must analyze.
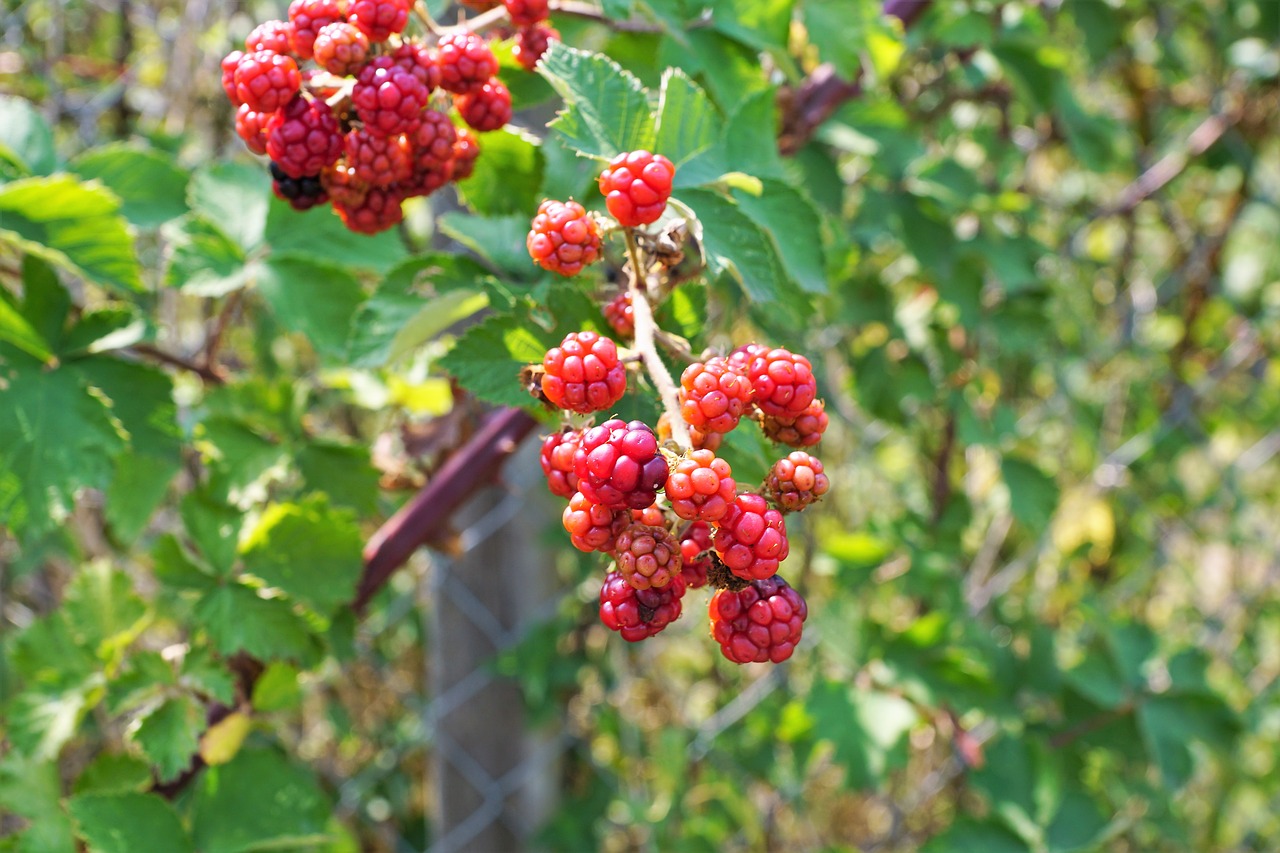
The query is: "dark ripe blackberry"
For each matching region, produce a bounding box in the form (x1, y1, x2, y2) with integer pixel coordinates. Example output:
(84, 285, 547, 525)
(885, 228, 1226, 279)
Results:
(270, 162, 327, 210)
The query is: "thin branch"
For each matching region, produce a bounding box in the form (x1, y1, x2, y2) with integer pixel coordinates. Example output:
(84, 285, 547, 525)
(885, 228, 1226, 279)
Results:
(131, 344, 226, 384)
(202, 289, 243, 371)
(929, 409, 956, 527)
(624, 229, 691, 450)
(549, 0, 667, 33)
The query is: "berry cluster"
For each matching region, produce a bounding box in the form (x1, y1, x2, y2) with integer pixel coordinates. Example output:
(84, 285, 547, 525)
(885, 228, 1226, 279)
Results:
(223, 0, 558, 234)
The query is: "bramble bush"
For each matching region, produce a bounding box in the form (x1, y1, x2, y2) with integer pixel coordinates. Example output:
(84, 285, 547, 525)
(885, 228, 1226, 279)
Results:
(2, 0, 1279, 850)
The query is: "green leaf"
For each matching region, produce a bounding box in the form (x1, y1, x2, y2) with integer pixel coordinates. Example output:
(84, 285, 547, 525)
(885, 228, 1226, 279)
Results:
(128, 695, 202, 783)
(69, 792, 193, 853)
(921, 819, 1031, 853)
(456, 127, 545, 215)
(993, 39, 1067, 113)
(181, 647, 237, 707)
(1001, 457, 1058, 531)
(255, 256, 365, 360)
(191, 748, 331, 853)
(196, 417, 287, 502)
(537, 43, 656, 160)
(7, 683, 98, 760)
(194, 583, 321, 663)
(180, 490, 243, 577)
(1138, 695, 1239, 790)
(295, 441, 380, 515)
(251, 662, 302, 712)
(805, 680, 917, 789)
(0, 292, 54, 362)
(438, 212, 538, 277)
(239, 495, 363, 614)
(678, 188, 788, 302)
(263, 197, 407, 273)
(163, 216, 251, 296)
(69, 144, 190, 228)
(438, 310, 548, 408)
(188, 162, 269, 251)
(0, 96, 55, 176)
(1055, 84, 1118, 172)
(654, 68, 719, 167)
(0, 362, 124, 535)
(0, 175, 143, 295)
(60, 308, 145, 357)
(0, 756, 76, 853)
(1044, 787, 1108, 853)
(732, 180, 827, 293)
(62, 562, 148, 663)
(19, 254, 71, 347)
(72, 753, 152, 796)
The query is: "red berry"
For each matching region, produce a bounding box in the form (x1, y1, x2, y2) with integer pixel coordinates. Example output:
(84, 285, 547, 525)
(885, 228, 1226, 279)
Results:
(761, 399, 829, 448)
(540, 429, 582, 499)
(602, 292, 634, 338)
(599, 570, 685, 642)
(452, 127, 480, 180)
(333, 185, 404, 234)
(269, 162, 328, 211)
(265, 95, 344, 179)
(562, 491, 628, 552)
(726, 342, 768, 375)
(713, 493, 788, 581)
(435, 33, 498, 95)
(513, 22, 559, 71)
(288, 0, 345, 59)
(345, 128, 411, 187)
(245, 19, 296, 54)
(598, 150, 675, 228)
(630, 503, 668, 528)
(765, 451, 829, 513)
(221, 51, 244, 104)
(234, 50, 302, 114)
(612, 523, 682, 590)
(679, 521, 714, 588)
(399, 163, 453, 198)
(456, 79, 512, 133)
(680, 357, 754, 436)
(391, 42, 442, 92)
(321, 162, 370, 208)
(235, 103, 272, 155)
(709, 575, 807, 664)
(665, 450, 736, 523)
(408, 108, 456, 173)
(312, 22, 369, 75)
(527, 199, 601, 277)
(747, 347, 817, 419)
(540, 330, 627, 414)
(353, 55, 429, 137)
(348, 0, 409, 42)
(503, 0, 548, 26)
(574, 419, 668, 511)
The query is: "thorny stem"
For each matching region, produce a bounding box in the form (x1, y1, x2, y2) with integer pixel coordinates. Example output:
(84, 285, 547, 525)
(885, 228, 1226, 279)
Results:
(624, 228, 691, 451)
(411, 0, 442, 34)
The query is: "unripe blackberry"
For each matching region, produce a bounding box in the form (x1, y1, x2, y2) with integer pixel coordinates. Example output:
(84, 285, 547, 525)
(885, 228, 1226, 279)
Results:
(435, 32, 498, 95)
(345, 128, 412, 187)
(245, 20, 296, 54)
(235, 103, 272, 155)
(540, 429, 582, 499)
(234, 50, 302, 114)
(503, 0, 549, 26)
(713, 493, 789, 581)
(456, 79, 512, 133)
(562, 491, 628, 552)
(709, 575, 807, 664)
(265, 95, 344, 179)
(221, 50, 244, 104)
(761, 399, 829, 448)
(612, 523, 682, 590)
(746, 347, 817, 419)
(726, 342, 768, 375)
(679, 521, 714, 588)
(348, 0, 410, 42)
(312, 22, 369, 75)
(513, 23, 559, 71)
(527, 199, 601, 277)
(452, 127, 480, 180)
(333, 185, 404, 234)
(287, 0, 345, 59)
(574, 419, 668, 511)
(765, 451, 829, 513)
(603, 292, 634, 339)
(598, 150, 675, 228)
(352, 55, 429, 137)
(665, 450, 736, 522)
(680, 357, 753, 436)
(540, 330, 627, 414)
(391, 42, 442, 92)
(599, 570, 685, 642)
(321, 162, 370, 208)
(631, 503, 669, 529)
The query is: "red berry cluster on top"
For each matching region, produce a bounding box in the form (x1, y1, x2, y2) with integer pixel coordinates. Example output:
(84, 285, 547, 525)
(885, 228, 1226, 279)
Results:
(221, 0, 543, 233)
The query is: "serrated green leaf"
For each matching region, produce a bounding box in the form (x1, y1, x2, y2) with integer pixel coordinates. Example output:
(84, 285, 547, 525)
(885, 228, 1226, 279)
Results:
(192, 748, 331, 853)
(456, 127, 545, 215)
(180, 647, 237, 707)
(0, 96, 55, 176)
(438, 212, 538, 277)
(256, 255, 364, 360)
(733, 180, 827, 293)
(72, 753, 153, 796)
(0, 292, 54, 362)
(69, 792, 193, 853)
(537, 43, 656, 160)
(239, 495, 363, 614)
(62, 562, 147, 663)
(179, 489, 243, 577)
(194, 583, 321, 664)
(805, 681, 917, 789)
(251, 662, 302, 712)
(654, 68, 719, 166)
(188, 162, 269, 251)
(69, 144, 189, 228)
(1002, 457, 1059, 531)
(128, 695, 202, 783)
(295, 441, 380, 515)
(921, 819, 1031, 853)
(163, 216, 251, 295)
(0, 175, 142, 295)
(0, 756, 76, 853)
(59, 308, 145, 357)
(196, 417, 287, 501)
(19, 254, 70, 347)
(438, 311, 547, 409)
(677, 188, 788, 302)
(263, 197, 407, 273)
(7, 682, 98, 760)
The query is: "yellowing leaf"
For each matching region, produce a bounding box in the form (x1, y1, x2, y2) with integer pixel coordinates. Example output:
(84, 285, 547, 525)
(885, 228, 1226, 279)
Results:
(200, 712, 252, 766)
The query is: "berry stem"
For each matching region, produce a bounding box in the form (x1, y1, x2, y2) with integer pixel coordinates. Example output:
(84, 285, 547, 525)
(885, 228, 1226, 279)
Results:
(624, 227, 691, 451)
(438, 5, 510, 36)
(411, 1, 442, 34)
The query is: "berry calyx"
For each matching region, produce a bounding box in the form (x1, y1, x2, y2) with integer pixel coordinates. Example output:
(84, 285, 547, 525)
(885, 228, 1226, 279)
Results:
(540, 330, 627, 414)
(352, 55, 430, 137)
(598, 150, 675, 228)
(332, 185, 404, 234)
(456, 79, 512, 132)
(235, 103, 273, 155)
(348, 0, 410, 42)
(435, 32, 498, 95)
(265, 95, 344, 179)
(665, 450, 736, 522)
(269, 162, 328, 211)
(599, 570, 685, 642)
(344, 128, 412, 187)
(539, 429, 581, 499)
(713, 493, 789, 581)
(679, 521, 714, 589)
(602, 292, 634, 339)
(612, 523, 682, 590)
(709, 575, 807, 664)
(513, 23, 560, 71)
(287, 0, 345, 60)
(573, 419, 668, 511)
(527, 199, 601, 277)
(312, 22, 370, 76)
(234, 50, 302, 114)
(747, 347, 817, 419)
(761, 399, 829, 448)
(246, 20, 296, 55)
(765, 451, 830, 513)
(562, 491, 628, 552)
(503, 0, 549, 26)
(680, 357, 754, 436)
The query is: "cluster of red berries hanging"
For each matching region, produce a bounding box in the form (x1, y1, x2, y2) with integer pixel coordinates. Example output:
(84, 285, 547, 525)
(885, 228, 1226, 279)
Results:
(529, 152, 832, 665)
(221, 0, 559, 233)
